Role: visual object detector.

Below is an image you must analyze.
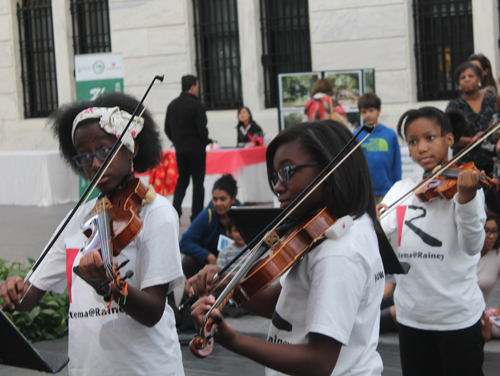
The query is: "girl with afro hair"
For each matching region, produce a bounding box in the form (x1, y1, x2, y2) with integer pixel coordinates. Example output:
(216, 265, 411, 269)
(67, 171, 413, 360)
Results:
(0, 92, 185, 376)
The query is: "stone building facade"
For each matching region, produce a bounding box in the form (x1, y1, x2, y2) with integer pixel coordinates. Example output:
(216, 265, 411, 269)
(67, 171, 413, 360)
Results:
(0, 0, 499, 152)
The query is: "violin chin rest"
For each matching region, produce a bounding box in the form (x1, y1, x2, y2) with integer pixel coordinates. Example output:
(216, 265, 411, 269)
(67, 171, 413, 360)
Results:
(324, 215, 354, 240)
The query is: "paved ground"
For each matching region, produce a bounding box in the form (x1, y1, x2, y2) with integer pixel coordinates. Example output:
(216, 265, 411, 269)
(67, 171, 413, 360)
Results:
(1, 203, 500, 375)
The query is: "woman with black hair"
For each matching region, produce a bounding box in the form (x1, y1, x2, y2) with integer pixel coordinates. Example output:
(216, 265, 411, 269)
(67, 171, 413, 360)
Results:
(179, 174, 242, 279)
(187, 121, 385, 375)
(0, 92, 185, 376)
(236, 106, 264, 145)
(468, 54, 498, 96)
(446, 62, 496, 175)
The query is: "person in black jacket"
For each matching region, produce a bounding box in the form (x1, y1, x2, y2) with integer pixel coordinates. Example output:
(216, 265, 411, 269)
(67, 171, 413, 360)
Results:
(165, 75, 210, 222)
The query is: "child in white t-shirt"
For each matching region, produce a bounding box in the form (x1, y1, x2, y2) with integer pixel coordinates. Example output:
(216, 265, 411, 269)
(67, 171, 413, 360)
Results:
(379, 107, 485, 375)
(187, 120, 385, 375)
(0, 93, 184, 376)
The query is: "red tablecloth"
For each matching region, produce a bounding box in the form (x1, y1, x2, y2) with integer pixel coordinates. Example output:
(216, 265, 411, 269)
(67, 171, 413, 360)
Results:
(205, 146, 267, 174)
(146, 146, 267, 195)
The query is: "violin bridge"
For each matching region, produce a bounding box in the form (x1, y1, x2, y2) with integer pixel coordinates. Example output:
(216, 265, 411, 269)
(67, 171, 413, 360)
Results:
(94, 197, 113, 214)
(264, 231, 279, 247)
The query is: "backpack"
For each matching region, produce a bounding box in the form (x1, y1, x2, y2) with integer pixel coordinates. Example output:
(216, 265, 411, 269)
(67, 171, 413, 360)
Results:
(303, 96, 348, 126)
(303, 97, 331, 121)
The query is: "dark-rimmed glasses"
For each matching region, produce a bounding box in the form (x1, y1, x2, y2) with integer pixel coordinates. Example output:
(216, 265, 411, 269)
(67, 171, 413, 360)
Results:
(485, 228, 499, 237)
(271, 162, 319, 186)
(72, 146, 113, 167)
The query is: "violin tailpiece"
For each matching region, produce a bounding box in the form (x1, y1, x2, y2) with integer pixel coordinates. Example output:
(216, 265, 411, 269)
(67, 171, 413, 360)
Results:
(264, 231, 279, 247)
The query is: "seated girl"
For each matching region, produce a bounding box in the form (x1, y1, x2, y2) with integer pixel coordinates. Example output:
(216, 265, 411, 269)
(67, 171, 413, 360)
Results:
(179, 174, 242, 279)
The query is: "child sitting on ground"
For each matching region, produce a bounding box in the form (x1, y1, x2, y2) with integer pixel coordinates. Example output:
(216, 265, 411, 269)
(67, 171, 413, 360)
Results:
(217, 219, 248, 318)
(217, 219, 246, 273)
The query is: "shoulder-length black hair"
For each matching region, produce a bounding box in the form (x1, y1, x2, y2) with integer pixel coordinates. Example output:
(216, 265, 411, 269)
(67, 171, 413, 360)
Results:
(48, 92, 162, 176)
(266, 120, 377, 225)
(236, 106, 254, 127)
(396, 107, 467, 143)
(468, 54, 497, 90)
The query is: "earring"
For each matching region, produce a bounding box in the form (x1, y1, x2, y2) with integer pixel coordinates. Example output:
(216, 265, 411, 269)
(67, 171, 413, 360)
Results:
(478, 82, 482, 88)
(130, 159, 134, 172)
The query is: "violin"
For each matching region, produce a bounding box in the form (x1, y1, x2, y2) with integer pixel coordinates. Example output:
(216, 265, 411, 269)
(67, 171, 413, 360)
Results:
(415, 162, 500, 202)
(190, 208, 337, 358)
(80, 178, 148, 282)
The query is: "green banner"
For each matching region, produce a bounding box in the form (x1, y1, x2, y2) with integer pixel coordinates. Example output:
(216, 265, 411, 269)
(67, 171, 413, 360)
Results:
(76, 78, 124, 102)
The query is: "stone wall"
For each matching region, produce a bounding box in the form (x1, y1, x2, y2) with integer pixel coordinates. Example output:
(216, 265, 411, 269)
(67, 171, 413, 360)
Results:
(0, 0, 499, 152)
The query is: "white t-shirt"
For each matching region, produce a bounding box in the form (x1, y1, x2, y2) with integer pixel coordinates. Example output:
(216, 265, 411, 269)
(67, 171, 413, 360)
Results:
(266, 214, 384, 376)
(30, 195, 185, 376)
(477, 249, 500, 301)
(381, 176, 486, 331)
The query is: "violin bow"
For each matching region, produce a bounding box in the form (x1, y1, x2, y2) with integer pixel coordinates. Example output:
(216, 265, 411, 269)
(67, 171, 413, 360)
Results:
(380, 118, 500, 221)
(11, 76, 164, 305)
(201, 124, 376, 321)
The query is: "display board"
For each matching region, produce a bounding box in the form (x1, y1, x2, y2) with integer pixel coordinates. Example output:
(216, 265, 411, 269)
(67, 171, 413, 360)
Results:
(278, 69, 375, 131)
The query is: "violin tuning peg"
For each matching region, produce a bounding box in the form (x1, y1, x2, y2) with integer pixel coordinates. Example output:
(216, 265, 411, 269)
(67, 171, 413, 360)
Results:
(123, 270, 134, 280)
(212, 314, 222, 324)
(210, 327, 219, 339)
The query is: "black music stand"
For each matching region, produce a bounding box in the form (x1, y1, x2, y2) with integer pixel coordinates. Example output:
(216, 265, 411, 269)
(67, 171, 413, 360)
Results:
(0, 310, 69, 373)
(227, 207, 409, 275)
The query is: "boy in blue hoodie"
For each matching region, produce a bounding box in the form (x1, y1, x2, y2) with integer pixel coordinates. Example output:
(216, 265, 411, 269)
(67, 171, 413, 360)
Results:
(356, 93, 402, 204)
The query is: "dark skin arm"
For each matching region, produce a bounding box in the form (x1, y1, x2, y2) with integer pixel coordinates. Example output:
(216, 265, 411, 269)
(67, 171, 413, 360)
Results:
(79, 249, 168, 328)
(0, 277, 46, 312)
(192, 295, 341, 376)
(185, 264, 281, 319)
(111, 283, 169, 328)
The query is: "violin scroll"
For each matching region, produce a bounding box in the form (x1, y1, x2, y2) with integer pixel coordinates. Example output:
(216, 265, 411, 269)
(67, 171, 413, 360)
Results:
(189, 314, 222, 358)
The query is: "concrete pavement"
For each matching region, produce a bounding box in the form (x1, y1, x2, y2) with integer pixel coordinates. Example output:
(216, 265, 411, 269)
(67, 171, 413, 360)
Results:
(1, 203, 500, 375)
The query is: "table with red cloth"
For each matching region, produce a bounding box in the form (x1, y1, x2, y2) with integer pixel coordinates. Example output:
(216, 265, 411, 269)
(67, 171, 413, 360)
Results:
(145, 146, 274, 205)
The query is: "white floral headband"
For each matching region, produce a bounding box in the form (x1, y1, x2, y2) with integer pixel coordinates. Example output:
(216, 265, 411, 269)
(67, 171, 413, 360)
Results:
(72, 107, 144, 153)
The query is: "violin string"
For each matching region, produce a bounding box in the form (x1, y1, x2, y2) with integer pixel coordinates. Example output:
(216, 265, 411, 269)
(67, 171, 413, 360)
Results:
(19, 78, 164, 304)
(209, 244, 258, 293)
(204, 131, 373, 321)
(205, 236, 268, 320)
(379, 119, 500, 221)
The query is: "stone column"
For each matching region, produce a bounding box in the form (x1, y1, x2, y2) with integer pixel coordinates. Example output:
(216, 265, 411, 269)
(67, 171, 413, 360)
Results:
(52, 0, 76, 105)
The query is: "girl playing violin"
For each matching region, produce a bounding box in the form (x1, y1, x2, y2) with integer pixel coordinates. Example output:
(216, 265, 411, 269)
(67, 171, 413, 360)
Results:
(188, 120, 386, 375)
(379, 107, 486, 376)
(0, 92, 185, 376)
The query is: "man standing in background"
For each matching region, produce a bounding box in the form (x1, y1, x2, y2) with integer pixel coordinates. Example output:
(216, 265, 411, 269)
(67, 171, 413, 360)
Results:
(165, 75, 209, 222)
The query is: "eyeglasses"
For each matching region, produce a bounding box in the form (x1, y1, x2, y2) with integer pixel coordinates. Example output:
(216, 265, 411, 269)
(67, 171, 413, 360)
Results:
(271, 162, 319, 186)
(485, 229, 499, 237)
(72, 146, 113, 167)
